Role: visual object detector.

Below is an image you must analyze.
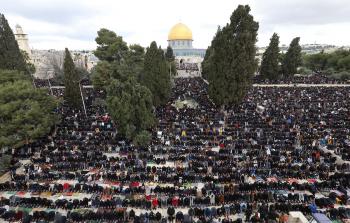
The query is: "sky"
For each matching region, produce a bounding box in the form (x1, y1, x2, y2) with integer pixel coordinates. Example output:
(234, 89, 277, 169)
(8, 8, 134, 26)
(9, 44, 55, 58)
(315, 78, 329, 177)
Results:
(2, 0, 350, 50)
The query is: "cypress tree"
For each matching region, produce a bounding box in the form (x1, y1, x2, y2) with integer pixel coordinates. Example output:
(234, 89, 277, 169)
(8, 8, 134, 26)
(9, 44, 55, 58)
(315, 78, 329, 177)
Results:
(282, 37, 302, 77)
(63, 48, 82, 109)
(165, 46, 175, 62)
(0, 70, 59, 149)
(0, 13, 26, 72)
(165, 46, 176, 76)
(207, 5, 259, 106)
(106, 77, 154, 143)
(201, 46, 213, 80)
(92, 29, 155, 145)
(92, 29, 145, 88)
(142, 41, 171, 106)
(260, 33, 280, 80)
(94, 28, 128, 63)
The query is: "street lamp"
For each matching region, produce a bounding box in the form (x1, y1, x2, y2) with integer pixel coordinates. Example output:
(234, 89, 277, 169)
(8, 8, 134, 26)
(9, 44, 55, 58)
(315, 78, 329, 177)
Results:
(47, 72, 53, 96)
(73, 78, 88, 118)
(78, 78, 88, 118)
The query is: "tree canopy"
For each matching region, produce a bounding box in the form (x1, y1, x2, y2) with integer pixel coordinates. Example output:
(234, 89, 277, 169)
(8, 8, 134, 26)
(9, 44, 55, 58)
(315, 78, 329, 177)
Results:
(63, 48, 82, 109)
(142, 41, 171, 106)
(21, 50, 36, 75)
(94, 28, 129, 63)
(0, 70, 59, 149)
(0, 14, 27, 72)
(106, 77, 154, 145)
(165, 46, 175, 62)
(165, 46, 176, 76)
(205, 5, 259, 106)
(282, 37, 302, 76)
(201, 46, 213, 80)
(303, 50, 350, 74)
(92, 29, 145, 89)
(260, 33, 280, 80)
(92, 28, 156, 146)
(301, 49, 350, 80)
(0, 69, 29, 84)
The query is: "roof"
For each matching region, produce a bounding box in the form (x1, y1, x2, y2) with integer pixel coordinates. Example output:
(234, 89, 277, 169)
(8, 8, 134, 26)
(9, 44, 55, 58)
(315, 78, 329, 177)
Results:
(168, 23, 193, 41)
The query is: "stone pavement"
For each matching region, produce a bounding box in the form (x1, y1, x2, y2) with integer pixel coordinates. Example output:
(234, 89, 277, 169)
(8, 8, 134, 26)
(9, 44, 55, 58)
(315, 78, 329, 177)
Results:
(0, 172, 11, 184)
(48, 83, 350, 89)
(0, 159, 31, 184)
(253, 84, 350, 87)
(319, 145, 350, 165)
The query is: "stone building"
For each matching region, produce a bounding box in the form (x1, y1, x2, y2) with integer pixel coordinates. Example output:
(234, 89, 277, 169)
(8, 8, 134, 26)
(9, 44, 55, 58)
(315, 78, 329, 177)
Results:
(167, 23, 206, 58)
(14, 25, 31, 57)
(14, 24, 97, 79)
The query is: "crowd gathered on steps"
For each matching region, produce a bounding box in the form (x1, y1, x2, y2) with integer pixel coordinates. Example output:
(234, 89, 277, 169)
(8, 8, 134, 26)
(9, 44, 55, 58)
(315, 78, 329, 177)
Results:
(1, 77, 350, 222)
(33, 78, 92, 88)
(176, 60, 199, 72)
(253, 74, 347, 85)
(33, 74, 346, 89)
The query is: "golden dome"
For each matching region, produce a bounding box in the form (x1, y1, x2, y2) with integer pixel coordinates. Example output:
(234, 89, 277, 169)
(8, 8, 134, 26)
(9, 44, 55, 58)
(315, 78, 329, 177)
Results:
(168, 23, 193, 41)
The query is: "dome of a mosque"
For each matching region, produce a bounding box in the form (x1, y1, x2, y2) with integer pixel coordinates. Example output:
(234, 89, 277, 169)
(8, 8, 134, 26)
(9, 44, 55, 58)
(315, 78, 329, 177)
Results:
(168, 23, 193, 41)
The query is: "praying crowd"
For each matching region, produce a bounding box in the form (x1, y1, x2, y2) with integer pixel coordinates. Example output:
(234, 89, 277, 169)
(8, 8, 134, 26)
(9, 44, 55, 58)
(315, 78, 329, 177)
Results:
(33, 78, 92, 88)
(176, 62, 199, 71)
(0, 76, 350, 222)
(253, 74, 348, 85)
(33, 74, 344, 88)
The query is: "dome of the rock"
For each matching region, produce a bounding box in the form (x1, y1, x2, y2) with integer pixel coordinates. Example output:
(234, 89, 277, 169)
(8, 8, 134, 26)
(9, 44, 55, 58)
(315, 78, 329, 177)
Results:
(168, 23, 193, 41)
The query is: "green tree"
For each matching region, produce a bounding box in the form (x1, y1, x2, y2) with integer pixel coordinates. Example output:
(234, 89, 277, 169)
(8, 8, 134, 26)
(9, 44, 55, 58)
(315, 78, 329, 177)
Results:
(325, 50, 347, 71)
(120, 44, 145, 81)
(106, 77, 154, 141)
(133, 130, 152, 147)
(0, 154, 12, 175)
(128, 44, 145, 71)
(92, 30, 144, 89)
(0, 70, 29, 84)
(338, 71, 350, 81)
(303, 51, 329, 73)
(0, 70, 59, 149)
(142, 41, 171, 106)
(282, 37, 302, 76)
(165, 46, 176, 76)
(260, 33, 280, 80)
(49, 57, 89, 86)
(21, 50, 36, 75)
(63, 48, 82, 109)
(0, 14, 26, 72)
(94, 28, 128, 63)
(92, 29, 156, 145)
(168, 60, 177, 77)
(298, 67, 313, 75)
(92, 61, 114, 89)
(201, 46, 213, 80)
(206, 5, 259, 106)
(165, 46, 175, 62)
(337, 54, 350, 71)
(76, 67, 90, 80)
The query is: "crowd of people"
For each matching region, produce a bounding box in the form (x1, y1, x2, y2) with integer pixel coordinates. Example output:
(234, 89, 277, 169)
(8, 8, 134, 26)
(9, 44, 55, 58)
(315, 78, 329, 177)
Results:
(33, 74, 345, 88)
(176, 62, 199, 71)
(1, 76, 350, 222)
(33, 78, 91, 88)
(253, 74, 347, 85)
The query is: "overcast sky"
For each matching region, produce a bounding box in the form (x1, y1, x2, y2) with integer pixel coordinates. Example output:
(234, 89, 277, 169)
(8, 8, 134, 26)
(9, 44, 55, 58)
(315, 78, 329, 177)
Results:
(2, 0, 350, 50)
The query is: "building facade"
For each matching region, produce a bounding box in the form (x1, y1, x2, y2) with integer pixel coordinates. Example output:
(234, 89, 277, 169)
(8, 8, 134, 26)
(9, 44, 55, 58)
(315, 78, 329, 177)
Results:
(14, 25, 31, 57)
(167, 23, 206, 58)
